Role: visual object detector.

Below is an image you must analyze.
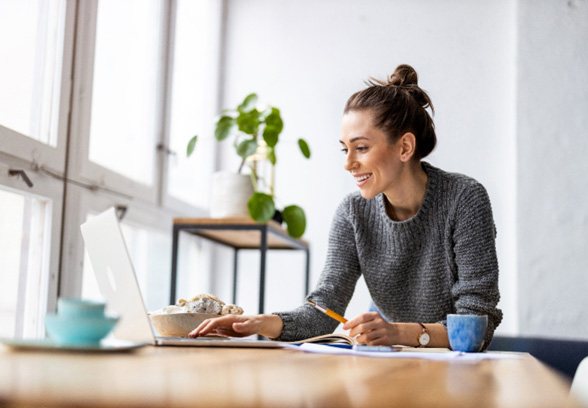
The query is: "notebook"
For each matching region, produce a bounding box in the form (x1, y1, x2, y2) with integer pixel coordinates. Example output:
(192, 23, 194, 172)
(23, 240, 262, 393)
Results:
(80, 207, 286, 348)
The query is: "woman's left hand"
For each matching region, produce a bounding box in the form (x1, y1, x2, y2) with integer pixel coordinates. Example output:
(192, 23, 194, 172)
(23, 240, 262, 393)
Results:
(342, 312, 399, 346)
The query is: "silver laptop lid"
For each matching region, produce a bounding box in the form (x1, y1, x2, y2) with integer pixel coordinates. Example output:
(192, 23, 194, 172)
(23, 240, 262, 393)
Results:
(80, 208, 155, 344)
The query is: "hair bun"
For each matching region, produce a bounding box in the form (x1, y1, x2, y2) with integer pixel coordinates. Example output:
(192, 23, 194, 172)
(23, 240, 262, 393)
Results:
(388, 64, 418, 87)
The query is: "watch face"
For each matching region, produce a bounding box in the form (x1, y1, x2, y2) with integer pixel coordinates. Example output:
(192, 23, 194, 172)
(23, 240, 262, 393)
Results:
(419, 332, 430, 346)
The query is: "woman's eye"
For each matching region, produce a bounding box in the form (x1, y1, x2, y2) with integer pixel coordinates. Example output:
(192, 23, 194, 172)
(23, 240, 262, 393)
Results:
(356, 146, 368, 152)
(340, 148, 349, 154)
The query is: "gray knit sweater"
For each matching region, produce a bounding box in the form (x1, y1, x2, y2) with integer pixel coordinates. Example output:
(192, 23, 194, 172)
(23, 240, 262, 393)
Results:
(275, 162, 502, 346)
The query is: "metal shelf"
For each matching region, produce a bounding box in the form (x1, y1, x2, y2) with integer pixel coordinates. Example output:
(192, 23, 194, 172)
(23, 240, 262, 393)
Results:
(170, 217, 310, 313)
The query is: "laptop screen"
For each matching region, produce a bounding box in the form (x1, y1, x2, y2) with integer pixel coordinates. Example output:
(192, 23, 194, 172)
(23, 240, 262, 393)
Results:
(80, 208, 155, 344)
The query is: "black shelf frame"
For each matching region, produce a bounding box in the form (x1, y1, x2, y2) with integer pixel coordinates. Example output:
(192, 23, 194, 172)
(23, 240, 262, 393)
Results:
(170, 222, 310, 314)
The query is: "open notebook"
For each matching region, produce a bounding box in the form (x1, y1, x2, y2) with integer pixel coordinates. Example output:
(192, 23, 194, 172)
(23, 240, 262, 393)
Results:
(80, 207, 286, 348)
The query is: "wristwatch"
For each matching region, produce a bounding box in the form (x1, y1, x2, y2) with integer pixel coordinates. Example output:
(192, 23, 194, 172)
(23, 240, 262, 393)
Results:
(417, 322, 430, 347)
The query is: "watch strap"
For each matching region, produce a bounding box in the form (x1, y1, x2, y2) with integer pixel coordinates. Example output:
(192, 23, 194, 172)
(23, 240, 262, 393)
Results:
(417, 322, 430, 347)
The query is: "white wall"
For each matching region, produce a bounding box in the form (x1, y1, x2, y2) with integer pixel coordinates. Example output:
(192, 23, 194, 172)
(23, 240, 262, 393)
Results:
(213, 0, 587, 339)
(517, 0, 588, 339)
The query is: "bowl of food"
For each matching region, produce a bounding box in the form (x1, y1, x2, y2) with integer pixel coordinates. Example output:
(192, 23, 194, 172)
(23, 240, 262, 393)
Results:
(149, 294, 244, 337)
(149, 312, 219, 337)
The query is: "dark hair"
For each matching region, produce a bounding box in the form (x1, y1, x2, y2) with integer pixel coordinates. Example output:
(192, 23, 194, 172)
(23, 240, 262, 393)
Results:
(344, 64, 436, 159)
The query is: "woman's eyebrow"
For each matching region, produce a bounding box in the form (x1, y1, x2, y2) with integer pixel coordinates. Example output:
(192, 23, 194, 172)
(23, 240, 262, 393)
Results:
(339, 136, 370, 144)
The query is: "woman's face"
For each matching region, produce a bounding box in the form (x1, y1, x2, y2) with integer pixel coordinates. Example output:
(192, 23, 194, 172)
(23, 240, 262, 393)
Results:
(340, 110, 402, 200)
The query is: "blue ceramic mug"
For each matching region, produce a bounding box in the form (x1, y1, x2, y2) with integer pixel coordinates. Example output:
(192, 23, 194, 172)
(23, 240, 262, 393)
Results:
(447, 314, 488, 352)
(57, 298, 106, 319)
(45, 298, 118, 346)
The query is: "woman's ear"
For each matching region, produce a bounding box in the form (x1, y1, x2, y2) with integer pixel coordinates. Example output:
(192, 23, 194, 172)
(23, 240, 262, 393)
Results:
(398, 132, 417, 162)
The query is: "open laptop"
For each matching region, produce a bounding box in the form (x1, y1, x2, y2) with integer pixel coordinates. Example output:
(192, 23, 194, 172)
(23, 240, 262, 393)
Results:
(80, 207, 286, 348)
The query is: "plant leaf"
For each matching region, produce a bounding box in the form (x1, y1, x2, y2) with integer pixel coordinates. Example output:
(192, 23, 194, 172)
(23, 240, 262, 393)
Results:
(267, 147, 277, 165)
(248, 192, 275, 222)
(282, 205, 306, 238)
(263, 126, 280, 147)
(236, 139, 258, 159)
(238, 93, 258, 113)
(298, 138, 311, 158)
(262, 108, 283, 147)
(237, 109, 260, 135)
(264, 107, 283, 130)
(215, 116, 236, 141)
(186, 135, 198, 157)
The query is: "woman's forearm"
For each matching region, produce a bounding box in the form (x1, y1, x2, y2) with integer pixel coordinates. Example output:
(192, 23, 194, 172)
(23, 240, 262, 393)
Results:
(395, 322, 449, 348)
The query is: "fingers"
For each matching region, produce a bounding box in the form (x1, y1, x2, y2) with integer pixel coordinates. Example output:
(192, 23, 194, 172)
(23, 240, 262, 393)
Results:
(342, 312, 380, 331)
(188, 315, 241, 338)
(344, 312, 384, 338)
(355, 328, 389, 345)
(342, 312, 394, 345)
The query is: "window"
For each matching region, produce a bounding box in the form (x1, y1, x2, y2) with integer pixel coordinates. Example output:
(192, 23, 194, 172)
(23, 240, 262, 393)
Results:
(0, 0, 223, 340)
(0, 188, 52, 339)
(164, 0, 221, 209)
(0, 0, 66, 145)
(88, 0, 165, 185)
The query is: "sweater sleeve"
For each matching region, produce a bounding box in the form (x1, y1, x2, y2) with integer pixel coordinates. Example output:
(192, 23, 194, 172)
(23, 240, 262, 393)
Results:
(450, 182, 503, 348)
(273, 196, 362, 341)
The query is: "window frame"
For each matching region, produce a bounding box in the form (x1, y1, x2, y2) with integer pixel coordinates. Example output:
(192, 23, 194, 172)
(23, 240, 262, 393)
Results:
(0, 0, 225, 336)
(67, 0, 170, 204)
(0, 0, 76, 174)
(0, 152, 64, 337)
(159, 0, 224, 213)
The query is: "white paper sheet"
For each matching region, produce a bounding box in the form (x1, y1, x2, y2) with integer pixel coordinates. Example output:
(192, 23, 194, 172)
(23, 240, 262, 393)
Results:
(294, 343, 525, 361)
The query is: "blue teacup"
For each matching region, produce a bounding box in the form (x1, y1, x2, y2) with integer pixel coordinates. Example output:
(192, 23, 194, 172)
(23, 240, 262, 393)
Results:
(447, 314, 488, 353)
(57, 298, 106, 319)
(45, 298, 118, 346)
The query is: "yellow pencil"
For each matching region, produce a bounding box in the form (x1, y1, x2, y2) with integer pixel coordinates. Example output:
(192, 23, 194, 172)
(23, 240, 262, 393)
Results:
(307, 299, 348, 324)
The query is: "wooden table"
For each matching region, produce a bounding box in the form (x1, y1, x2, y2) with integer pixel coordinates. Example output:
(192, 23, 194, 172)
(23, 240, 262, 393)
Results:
(171, 217, 310, 312)
(0, 345, 579, 408)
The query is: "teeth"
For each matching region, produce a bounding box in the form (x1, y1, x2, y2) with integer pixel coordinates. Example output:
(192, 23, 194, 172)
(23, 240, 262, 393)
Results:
(354, 174, 371, 182)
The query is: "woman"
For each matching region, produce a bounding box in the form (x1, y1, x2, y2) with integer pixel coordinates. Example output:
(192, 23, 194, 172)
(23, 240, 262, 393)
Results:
(190, 64, 502, 348)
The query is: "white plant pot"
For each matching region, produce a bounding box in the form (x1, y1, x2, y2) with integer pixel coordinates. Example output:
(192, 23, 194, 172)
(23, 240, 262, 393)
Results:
(209, 171, 253, 218)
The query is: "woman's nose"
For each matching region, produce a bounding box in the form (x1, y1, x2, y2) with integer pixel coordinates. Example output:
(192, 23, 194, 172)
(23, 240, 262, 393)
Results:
(344, 154, 357, 171)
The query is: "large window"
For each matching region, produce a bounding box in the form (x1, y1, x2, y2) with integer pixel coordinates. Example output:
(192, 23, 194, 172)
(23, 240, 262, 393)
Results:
(0, 0, 223, 340)
(0, 0, 66, 145)
(165, 0, 221, 208)
(88, 0, 164, 185)
(0, 188, 52, 339)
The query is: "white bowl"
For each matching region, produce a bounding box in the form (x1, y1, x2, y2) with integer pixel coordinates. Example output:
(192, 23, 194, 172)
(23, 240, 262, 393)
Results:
(149, 313, 220, 337)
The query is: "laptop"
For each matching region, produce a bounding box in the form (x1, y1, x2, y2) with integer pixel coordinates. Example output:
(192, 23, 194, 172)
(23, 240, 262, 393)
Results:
(80, 207, 286, 348)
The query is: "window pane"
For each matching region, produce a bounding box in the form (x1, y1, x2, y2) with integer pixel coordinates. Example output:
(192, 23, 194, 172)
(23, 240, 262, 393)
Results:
(0, 188, 51, 339)
(167, 0, 218, 207)
(88, 0, 164, 185)
(0, 0, 65, 145)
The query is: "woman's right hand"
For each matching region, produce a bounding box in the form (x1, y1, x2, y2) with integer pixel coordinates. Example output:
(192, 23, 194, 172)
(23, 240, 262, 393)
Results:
(188, 314, 283, 339)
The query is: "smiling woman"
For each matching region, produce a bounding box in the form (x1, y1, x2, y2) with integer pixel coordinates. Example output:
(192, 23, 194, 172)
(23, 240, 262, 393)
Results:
(188, 64, 503, 350)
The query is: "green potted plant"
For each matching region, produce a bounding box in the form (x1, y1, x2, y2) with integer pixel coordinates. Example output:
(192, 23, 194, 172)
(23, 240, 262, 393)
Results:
(187, 93, 311, 239)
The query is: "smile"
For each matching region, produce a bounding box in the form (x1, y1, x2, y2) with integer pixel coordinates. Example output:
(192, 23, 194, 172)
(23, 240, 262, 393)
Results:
(353, 173, 372, 186)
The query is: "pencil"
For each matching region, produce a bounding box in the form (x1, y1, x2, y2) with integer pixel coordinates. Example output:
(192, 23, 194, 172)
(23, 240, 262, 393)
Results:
(307, 299, 348, 324)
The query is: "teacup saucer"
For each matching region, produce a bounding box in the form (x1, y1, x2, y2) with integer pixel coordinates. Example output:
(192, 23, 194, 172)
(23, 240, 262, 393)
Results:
(0, 337, 147, 353)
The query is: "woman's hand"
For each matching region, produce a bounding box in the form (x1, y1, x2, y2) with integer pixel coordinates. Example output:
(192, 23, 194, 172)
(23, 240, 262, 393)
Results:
(343, 312, 399, 346)
(343, 313, 450, 347)
(188, 314, 283, 339)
